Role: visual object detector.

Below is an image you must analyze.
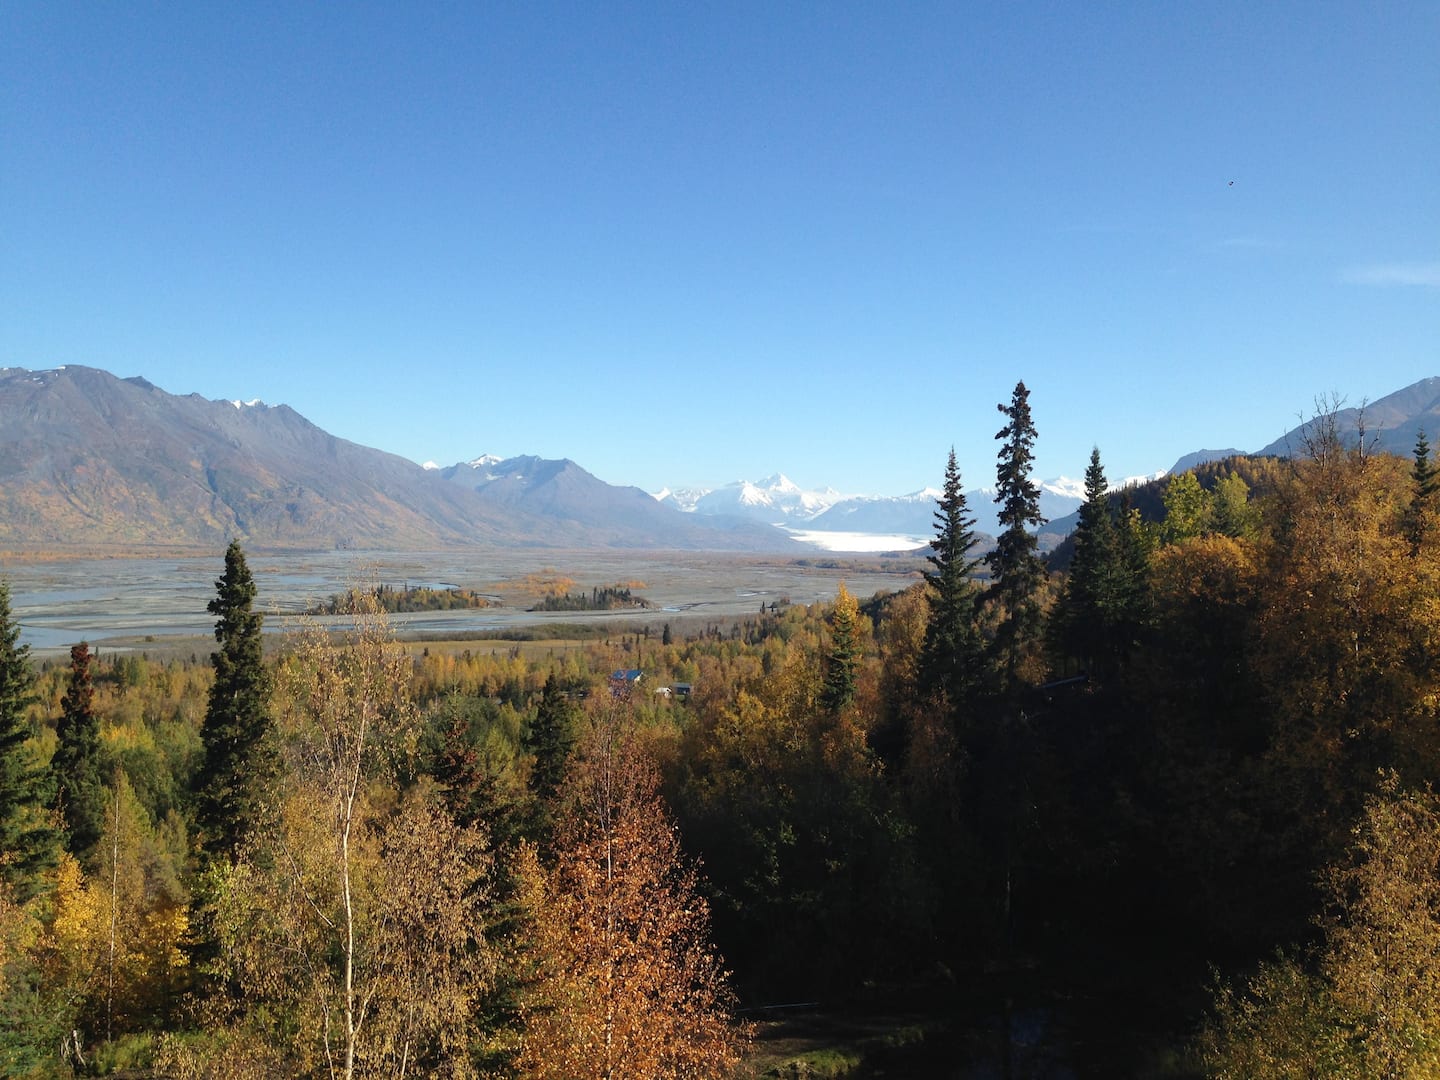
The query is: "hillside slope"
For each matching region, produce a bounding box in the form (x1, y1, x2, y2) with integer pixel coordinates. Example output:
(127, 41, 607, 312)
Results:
(0, 367, 794, 552)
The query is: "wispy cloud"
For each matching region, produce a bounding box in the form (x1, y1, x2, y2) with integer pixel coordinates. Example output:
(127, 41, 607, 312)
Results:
(1344, 262, 1440, 288)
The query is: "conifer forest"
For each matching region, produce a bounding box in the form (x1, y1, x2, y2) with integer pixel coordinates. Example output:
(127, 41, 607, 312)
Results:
(7, 386, 1440, 1077)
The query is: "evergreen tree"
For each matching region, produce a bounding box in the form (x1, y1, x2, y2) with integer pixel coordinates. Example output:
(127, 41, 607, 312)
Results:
(1053, 448, 1118, 675)
(51, 641, 104, 860)
(1406, 429, 1436, 551)
(821, 582, 860, 714)
(195, 541, 275, 861)
(920, 449, 983, 710)
(1415, 429, 1437, 501)
(0, 581, 55, 895)
(526, 673, 578, 806)
(1112, 493, 1154, 652)
(985, 381, 1048, 689)
(433, 703, 509, 832)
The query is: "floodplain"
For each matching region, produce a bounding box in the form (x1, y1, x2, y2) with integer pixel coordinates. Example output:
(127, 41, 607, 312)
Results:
(2, 547, 925, 656)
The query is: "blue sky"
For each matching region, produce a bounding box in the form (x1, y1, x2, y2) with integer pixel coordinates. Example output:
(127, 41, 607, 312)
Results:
(3, 3, 1436, 497)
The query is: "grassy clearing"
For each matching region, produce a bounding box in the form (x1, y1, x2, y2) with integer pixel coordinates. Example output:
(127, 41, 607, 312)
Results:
(736, 1011, 937, 1079)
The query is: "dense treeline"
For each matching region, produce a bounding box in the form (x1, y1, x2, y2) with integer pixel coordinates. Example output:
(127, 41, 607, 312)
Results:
(3, 388, 1440, 1076)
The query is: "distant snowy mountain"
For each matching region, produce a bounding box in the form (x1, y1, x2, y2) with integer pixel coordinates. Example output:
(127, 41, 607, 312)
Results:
(965, 479, 1085, 537)
(655, 472, 1088, 541)
(808, 488, 943, 537)
(679, 474, 845, 523)
(652, 486, 711, 514)
(429, 454, 796, 549)
(1042, 476, 1086, 501)
(448, 454, 505, 480)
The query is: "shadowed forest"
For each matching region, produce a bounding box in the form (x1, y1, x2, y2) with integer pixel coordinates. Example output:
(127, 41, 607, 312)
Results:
(5, 386, 1440, 1077)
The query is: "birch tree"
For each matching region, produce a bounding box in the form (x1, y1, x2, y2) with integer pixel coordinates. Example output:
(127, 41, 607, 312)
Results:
(196, 598, 496, 1078)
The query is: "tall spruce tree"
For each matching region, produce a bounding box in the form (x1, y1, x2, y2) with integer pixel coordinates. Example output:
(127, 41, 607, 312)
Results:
(985, 381, 1048, 689)
(1415, 430, 1437, 501)
(526, 672, 579, 806)
(0, 581, 55, 894)
(821, 582, 861, 714)
(920, 449, 983, 710)
(195, 540, 275, 860)
(1050, 448, 1146, 679)
(52, 641, 105, 860)
(1407, 429, 1437, 552)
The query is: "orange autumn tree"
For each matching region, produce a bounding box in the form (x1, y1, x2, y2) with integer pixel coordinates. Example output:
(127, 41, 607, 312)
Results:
(518, 703, 743, 1080)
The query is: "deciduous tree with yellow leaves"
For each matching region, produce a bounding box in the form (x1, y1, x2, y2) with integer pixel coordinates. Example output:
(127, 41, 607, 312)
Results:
(184, 596, 498, 1079)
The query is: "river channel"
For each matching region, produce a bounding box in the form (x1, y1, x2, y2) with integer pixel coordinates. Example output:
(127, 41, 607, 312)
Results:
(1, 548, 922, 656)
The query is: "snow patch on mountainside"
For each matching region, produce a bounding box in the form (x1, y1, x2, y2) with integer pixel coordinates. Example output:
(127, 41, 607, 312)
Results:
(448, 454, 506, 481)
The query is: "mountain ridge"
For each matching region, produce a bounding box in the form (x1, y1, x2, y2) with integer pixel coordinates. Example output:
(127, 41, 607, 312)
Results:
(8, 366, 1438, 554)
(1255, 379, 1440, 459)
(0, 366, 795, 553)
(656, 472, 1087, 540)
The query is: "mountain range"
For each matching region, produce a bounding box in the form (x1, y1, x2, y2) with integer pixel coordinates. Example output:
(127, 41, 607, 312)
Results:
(0, 366, 791, 552)
(648, 377, 1440, 540)
(3, 365, 1437, 554)
(655, 474, 1094, 541)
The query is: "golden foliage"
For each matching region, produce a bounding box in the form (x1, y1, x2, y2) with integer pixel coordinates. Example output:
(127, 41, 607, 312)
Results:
(206, 599, 497, 1078)
(1204, 777, 1440, 1078)
(1322, 778, 1440, 1076)
(518, 709, 745, 1079)
(1252, 447, 1440, 790)
(519, 570, 577, 599)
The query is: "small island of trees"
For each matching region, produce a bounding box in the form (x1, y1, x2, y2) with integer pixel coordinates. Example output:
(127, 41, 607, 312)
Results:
(306, 582, 494, 615)
(529, 584, 652, 612)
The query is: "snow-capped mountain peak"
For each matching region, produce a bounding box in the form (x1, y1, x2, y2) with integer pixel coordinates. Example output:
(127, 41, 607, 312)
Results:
(1044, 476, 1086, 500)
(904, 487, 944, 501)
(757, 473, 800, 494)
(663, 474, 846, 524)
(735, 481, 773, 507)
(652, 486, 710, 512)
(654, 469, 1108, 544)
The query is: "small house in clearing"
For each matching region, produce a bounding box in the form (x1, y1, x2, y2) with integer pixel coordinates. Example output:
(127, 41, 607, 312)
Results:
(609, 669, 643, 697)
